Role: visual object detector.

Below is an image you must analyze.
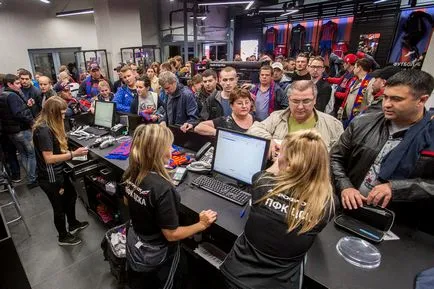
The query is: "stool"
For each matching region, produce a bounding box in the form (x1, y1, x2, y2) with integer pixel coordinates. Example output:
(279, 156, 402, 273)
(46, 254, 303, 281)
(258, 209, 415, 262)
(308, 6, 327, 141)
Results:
(0, 169, 31, 236)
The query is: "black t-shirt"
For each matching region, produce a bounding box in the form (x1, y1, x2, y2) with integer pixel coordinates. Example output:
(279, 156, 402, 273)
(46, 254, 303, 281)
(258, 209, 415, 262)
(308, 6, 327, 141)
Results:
(33, 124, 65, 183)
(124, 172, 180, 245)
(221, 171, 332, 289)
(288, 72, 312, 82)
(212, 115, 249, 133)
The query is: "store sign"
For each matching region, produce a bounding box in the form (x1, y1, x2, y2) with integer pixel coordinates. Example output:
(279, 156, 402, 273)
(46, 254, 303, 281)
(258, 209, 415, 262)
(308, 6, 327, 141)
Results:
(240, 40, 259, 61)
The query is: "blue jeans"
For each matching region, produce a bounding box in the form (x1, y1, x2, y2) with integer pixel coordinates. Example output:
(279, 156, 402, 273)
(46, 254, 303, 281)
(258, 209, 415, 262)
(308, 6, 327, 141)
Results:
(9, 129, 36, 183)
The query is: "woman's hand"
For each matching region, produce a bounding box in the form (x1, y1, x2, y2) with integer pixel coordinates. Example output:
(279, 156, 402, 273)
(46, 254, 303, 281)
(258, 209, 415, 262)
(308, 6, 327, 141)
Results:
(73, 147, 88, 157)
(198, 210, 217, 229)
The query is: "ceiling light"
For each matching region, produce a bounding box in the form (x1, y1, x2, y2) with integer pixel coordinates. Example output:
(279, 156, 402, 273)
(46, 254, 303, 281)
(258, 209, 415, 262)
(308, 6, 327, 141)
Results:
(258, 9, 285, 13)
(40, 0, 51, 3)
(280, 9, 299, 16)
(373, 0, 389, 3)
(198, 1, 253, 6)
(190, 16, 207, 20)
(245, 1, 254, 10)
(56, 8, 94, 17)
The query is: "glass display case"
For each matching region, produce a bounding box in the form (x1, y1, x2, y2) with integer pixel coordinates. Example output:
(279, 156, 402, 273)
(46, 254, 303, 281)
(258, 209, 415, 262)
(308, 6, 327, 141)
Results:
(120, 45, 161, 67)
(74, 49, 110, 82)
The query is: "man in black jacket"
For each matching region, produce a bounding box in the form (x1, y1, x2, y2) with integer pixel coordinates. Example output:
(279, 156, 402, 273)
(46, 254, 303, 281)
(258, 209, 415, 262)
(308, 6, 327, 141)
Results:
(200, 66, 238, 121)
(0, 74, 37, 187)
(19, 69, 41, 117)
(330, 70, 434, 230)
(196, 69, 220, 119)
(309, 56, 332, 112)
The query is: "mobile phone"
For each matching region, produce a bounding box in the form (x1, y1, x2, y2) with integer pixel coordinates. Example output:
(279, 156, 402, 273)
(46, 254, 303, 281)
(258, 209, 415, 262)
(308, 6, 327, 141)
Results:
(172, 167, 187, 186)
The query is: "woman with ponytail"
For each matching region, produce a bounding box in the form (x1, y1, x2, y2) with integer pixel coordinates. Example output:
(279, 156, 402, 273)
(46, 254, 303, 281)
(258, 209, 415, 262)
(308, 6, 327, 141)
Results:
(123, 124, 217, 289)
(33, 96, 89, 246)
(221, 130, 335, 289)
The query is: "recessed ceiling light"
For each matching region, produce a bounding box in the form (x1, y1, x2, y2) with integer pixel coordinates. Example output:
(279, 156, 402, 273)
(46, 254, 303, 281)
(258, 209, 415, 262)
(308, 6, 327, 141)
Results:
(40, 0, 51, 3)
(245, 1, 254, 10)
(280, 9, 299, 17)
(198, 1, 252, 6)
(56, 8, 94, 17)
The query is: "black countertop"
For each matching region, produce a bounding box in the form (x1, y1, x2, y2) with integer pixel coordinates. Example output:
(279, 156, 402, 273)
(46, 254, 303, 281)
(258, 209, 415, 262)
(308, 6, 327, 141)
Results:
(69, 134, 434, 289)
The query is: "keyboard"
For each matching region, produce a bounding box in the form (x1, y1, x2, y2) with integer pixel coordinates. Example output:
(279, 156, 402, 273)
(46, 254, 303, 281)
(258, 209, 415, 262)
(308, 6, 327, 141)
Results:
(193, 242, 227, 269)
(192, 175, 250, 206)
(84, 126, 110, 136)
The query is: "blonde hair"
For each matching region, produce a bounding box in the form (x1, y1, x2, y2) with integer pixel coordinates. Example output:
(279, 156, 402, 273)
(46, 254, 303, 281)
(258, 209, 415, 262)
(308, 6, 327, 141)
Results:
(123, 124, 174, 186)
(33, 96, 68, 152)
(98, 80, 110, 90)
(258, 130, 334, 234)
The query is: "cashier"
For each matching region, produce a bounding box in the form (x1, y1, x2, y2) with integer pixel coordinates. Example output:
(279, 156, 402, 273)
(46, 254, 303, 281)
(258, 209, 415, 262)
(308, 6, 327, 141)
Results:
(220, 130, 335, 289)
(122, 124, 217, 289)
(33, 96, 89, 246)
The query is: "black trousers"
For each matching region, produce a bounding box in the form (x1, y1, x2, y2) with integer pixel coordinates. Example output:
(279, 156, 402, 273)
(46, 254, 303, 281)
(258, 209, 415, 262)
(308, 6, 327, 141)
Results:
(39, 175, 79, 237)
(126, 249, 186, 289)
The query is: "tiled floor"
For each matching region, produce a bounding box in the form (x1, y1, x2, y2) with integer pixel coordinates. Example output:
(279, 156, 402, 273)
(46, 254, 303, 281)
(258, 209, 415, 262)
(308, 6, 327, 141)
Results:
(1, 182, 120, 289)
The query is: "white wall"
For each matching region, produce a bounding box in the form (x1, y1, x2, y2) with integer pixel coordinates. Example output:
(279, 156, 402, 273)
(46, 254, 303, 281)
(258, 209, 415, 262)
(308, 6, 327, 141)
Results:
(94, 0, 142, 80)
(0, 0, 230, 74)
(0, 0, 97, 73)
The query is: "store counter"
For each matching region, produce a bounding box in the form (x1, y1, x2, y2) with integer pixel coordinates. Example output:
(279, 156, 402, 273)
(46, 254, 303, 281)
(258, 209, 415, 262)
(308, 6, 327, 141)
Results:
(68, 134, 434, 289)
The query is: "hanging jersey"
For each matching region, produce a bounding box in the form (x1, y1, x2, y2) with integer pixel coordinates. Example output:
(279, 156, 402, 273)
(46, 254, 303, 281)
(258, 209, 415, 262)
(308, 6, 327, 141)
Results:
(265, 27, 278, 52)
(320, 21, 338, 41)
(290, 24, 306, 55)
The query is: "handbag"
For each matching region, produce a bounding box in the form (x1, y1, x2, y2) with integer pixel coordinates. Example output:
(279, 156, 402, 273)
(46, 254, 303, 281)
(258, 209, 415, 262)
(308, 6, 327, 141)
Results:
(334, 205, 395, 243)
(126, 226, 169, 272)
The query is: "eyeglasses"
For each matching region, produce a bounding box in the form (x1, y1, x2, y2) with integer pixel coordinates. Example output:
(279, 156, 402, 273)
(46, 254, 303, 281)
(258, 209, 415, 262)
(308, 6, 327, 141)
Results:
(289, 98, 315, 106)
(309, 66, 324, 70)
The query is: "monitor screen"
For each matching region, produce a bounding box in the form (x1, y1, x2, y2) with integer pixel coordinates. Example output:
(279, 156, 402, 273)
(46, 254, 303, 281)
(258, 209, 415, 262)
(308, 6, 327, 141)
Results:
(212, 129, 270, 184)
(94, 101, 115, 128)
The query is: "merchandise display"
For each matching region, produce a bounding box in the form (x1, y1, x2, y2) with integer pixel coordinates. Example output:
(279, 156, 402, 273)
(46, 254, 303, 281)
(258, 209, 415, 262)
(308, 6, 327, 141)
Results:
(389, 8, 434, 64)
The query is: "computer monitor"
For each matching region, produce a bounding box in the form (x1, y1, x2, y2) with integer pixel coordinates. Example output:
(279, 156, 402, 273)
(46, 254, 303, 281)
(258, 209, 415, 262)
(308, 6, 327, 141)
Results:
(212, 128, 270, 185)
(94, 101, 116, 129)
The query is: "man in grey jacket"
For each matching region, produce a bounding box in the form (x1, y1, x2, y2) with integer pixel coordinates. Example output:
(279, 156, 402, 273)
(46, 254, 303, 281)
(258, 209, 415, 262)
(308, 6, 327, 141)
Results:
(248, 80, 343, 154)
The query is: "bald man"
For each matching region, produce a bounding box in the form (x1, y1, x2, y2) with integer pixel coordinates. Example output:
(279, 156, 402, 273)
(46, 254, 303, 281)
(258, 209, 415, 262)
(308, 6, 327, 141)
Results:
(37, 76, 57, 114)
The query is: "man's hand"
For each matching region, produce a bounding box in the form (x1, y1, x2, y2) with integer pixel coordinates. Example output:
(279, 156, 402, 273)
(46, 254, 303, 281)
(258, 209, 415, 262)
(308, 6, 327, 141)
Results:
(27, 98, 35, 107)
(241, 83, 253, 90)
(341, 188, 367, 210)
(150, 115, 158, 122)
(367, 183, 392, 208)
(180, 123, 193, 133)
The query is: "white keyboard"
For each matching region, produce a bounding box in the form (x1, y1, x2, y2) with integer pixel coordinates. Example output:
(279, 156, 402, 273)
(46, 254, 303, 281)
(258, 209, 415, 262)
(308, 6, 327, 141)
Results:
(193, 242, 227, 269)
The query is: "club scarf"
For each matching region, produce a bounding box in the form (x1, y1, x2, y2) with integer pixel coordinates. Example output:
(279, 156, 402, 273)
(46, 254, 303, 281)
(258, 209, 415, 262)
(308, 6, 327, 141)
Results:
(349, 75, 373, 120)
(338, 75, 372, 127)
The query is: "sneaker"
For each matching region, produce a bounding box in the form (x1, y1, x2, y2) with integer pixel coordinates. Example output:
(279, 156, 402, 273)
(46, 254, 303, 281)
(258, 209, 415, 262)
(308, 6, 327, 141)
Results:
(69, 221, 89, 234)
(11, 177, 22, 183)
(26, 181, 39, 189)
(58, 233, 82, 246)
